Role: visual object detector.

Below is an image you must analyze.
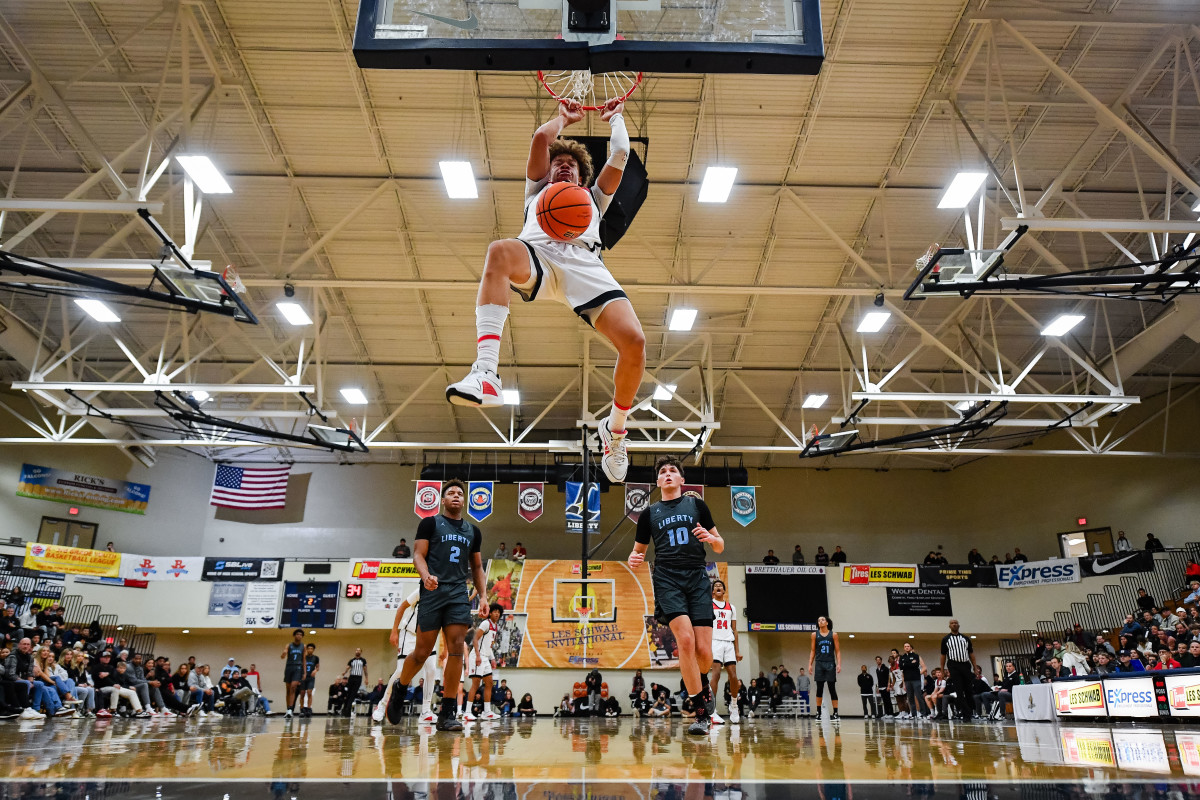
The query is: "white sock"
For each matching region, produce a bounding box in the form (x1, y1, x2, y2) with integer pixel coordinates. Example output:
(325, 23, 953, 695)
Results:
(475, 304, 509, 373)
(609, 401, 631, 433)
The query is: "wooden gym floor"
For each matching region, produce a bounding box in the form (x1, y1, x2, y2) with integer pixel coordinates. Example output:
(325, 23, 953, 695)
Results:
(0, 716, 1194, 797)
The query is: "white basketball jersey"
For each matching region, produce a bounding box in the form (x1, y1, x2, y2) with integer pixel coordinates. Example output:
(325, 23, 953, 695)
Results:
(477, 619, 496, 660)
(520, 178, 610, 250)
(399, 588, 421, 636)
(713, 600, 736, 643)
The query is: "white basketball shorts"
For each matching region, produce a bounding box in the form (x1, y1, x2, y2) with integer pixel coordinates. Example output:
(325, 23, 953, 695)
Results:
(511, 238, 627, 326)
(712, 640, 737, 666)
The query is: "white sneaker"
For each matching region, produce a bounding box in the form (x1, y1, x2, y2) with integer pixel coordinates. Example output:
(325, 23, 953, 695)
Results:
(481, 710, 500, 721)
(710, 712, 725, 725)
(730, 706, 740, 724)
(463, 710, 477, 721)
(285, 710, 293, 719)
(597, 419, 628, 483)
(19, 708, 44, 720)
(420, 710, 437, 723)
(371, 703, 385, 723)
(446, 363, 503, 407)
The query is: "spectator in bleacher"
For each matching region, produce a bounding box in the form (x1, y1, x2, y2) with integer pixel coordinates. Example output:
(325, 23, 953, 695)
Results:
(1003, 553, 1015, 564)
(126, 653, 155, 711)
(392, 538, 411, 558)
(1186, 582, 1200, 605)
(0, 607, 18, 645)
(513, 542, 527, 560)
(187, 663, 217, 715)
(18, 604, 42, 640)
(1032, 637, 1046, 664)
(1174, 621, 1192, 645)
(923, 551, 939, 565)
(516, 692, 537, 717)
(814, 547, 830, 567)
(792, 545, 805, 565)
(1046, 656, 1070, 678)
(648, 692, 671, 718)
(35, 648, 78, 708)
(1146, 533, 1165, 552)
(1117, 649, 1145, 672)
(1120, 614, 1144, 640)
(1181, 641, 1200, 668)
(1091, 651, 1116, 676)
(1137, 588, 1158, 614)
(1176, 641, 1189, 662)
(830, 546, 848, 565)
(62, 651, 96, 716)
(1010, 548, 1027, 562)
(967, 549, 985, 566)
(988, 555, 1001, 566)
(1094, 634, 1116, 658)
(109, 660, 150, 717)
(105, 542, 115, 552)
(493, 542, 510, 561)
(791, 667, 808, 711)
(1152, 648, 1181, 670)
(219, 669, 254, 715)
(762, 550, 780, 565)
(0, 644, 34, 719)
(1115, 531, 1132, 552)
(1067, 623, 1091, 650)
(153, 658, 190, 716)
(1063, 643, 1092, 676)
(6, 586, 27, 609)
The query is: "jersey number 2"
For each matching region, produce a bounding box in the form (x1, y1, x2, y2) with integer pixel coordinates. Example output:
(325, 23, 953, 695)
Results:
(449, 545, 461, 563)
(667, 526, 690, 547)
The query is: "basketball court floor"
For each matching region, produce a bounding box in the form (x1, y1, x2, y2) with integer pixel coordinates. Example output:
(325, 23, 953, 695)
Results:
(0, 717, 1197, 796)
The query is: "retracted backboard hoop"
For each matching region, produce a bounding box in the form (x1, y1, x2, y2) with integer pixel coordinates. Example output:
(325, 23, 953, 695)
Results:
(538, 69, 642, 111)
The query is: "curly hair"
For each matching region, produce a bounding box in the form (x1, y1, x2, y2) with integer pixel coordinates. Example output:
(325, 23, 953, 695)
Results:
(548, 138, 594, 187)
(654, 454, 683, 479)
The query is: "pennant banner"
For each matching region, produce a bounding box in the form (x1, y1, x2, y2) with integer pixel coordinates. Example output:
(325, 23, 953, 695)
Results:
(414, 480, 441, 519)
(682, 484, 705, 500)
(517, 482, 544, 523)
(625, 483, 651, 523)
(565, 481, 600, 535)
(119, 555, 204, 582)
(730, 486, 756, 527)
(468, 481, 494, 521)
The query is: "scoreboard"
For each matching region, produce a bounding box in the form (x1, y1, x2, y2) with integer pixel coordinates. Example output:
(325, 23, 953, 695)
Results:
(280, 581, 340, 629)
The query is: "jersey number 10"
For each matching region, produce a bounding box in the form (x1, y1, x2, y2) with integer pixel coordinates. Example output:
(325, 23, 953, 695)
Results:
(667, 526, 690, 547)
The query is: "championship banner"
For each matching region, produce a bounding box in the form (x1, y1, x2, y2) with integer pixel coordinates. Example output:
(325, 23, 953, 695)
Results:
(624, 483, 651, 523)
(997, 557, 1080, 589)
(120, 555, 203, 582)
(414, 480, 441, 519)
(517, 482, 544, 523)
(208, 582, 246, 616)
(242, 581, 282, 627)
(18, 463, 151, 515)
(917, 564, 999, 588)
(730, 486, 756, 527)
(1053, 679, 1108, 717)
(841, 563, 918, 587)
(886, 586, 951, 616)
(350, 560, 419, 580)
(201, 558, 281, 582)
(682, 484, 705, 500)
(24, 543, 121, 578)
(1080, 551, 1154, 579)
(565, 481, 600, 534)
(468, 481, 493, 521)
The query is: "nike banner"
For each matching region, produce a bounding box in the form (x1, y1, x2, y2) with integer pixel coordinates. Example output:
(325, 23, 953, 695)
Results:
(1080, 551, 1154, 579)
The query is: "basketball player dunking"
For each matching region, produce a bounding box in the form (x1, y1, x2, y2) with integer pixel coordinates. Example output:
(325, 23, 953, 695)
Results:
(375, 588, 443, 724)
(445, 98, 643, 485)
(628, 454, 725, 736)
(386, 479, 487, 732)
(808, 615, 841, 721)
(709, 579, 742, 725)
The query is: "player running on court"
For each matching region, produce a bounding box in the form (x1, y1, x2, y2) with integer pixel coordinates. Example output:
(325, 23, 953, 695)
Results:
(386, 479, 487, 732)
(708, 579, 742, 725)
(464, 603, 503, 721)
(445, 98, 644, 484)
(808, 615, 841, 721)
(627, 454, 725, 735)
(375, 589, 443, 724)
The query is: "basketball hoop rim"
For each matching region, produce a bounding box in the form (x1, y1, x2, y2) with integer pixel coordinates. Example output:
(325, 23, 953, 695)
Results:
(537, 70, 643, 112)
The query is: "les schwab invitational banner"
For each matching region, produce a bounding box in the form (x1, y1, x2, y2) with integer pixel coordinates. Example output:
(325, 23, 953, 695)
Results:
(18, 463, 151, 515)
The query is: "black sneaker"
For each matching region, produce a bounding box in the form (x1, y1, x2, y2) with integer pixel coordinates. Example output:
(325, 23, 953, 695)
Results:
(436, 714, 463, 732)
(386, 684, 406, 725)
(687, 717, 711, 736)
(830, 712, 839, 721)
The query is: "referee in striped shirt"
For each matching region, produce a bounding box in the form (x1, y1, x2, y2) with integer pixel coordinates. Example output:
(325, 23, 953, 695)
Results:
(939, 619, 977, 722)
(341, 649, 368, 717)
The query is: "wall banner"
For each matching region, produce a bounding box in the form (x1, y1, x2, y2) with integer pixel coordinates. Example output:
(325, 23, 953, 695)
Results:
(201, 558, 282, 582)
(841, 564, 918, 586)
(208, 582, 246, 616)
(997, 558, 1080, 589)
(350, 560, 418, 580)
(917, 565, 999, 588)
(120, 555, 204, 582)
(886, 586, 952, 616)
(243, 581, 282, 627)
(24, 543, 120, 578)
(18, 463, 151, 515)
(1080, 551, 1154, 579)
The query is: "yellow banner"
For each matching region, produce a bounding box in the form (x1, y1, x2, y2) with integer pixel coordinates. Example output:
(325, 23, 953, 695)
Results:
(24, 543, 121, 577)
(842, 564, 918, 586)
(350, 560, 419, 579)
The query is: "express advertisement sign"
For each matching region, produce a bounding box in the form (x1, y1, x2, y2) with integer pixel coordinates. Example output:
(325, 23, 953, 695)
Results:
(1053, 680, 1107, 717)
(1102, 676, 1158, 718)
(996, 557, 1080, 589)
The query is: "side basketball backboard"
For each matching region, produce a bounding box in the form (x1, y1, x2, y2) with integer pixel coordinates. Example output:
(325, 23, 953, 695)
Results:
(354, 0, 824, 74)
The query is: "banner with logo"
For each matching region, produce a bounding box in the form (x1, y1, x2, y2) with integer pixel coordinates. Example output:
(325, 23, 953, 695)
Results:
(624, 483, 651, 523)
(1059, 728, 1116, 767)
(1080, 551, 1154, 579)
(1113, 729, 1170, 773)
(1178, 732, 1200, 775)
(414, 480, 441, 519)
(997, 557, 1080, 589)
(243, 581, 282, 627)
(886, 586, 951, 616)
(682, 484, 705, 500)
(18, 463, 151, 515)
(565, 481, 600, 534)
(208, 582, 246, 616)
(1164, 671, 1200, 717)
(119, 555, 204, 582)
(467, 481, 493, 521)
(841, 564, 919, 587)
(364, 579, 415, 611)
(1101, 675, 1158, 718)
(74, 575, 148, 589)
(917, 564, 999, 588)
(517, 482, 544, 523)
(24, 543, 121, 578)
(350, 560, 419, 580)
(730, 486, 756, 527)
(201, 557, 282, 582)
(1053, 679, 1107, 717)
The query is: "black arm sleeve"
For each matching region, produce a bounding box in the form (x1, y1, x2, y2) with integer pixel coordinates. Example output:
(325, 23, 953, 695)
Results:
(695, 499, 715, 529)
(635, 512, 652, 545)
(940, 635, 949, 655)
(415, 516, 437, 542)
(470, 526, 482, 554)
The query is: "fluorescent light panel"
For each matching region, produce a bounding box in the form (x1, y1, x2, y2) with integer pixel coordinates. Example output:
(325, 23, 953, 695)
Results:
(856, 311, 890, 333)
(802, 394, 828, 409)
(502, 389, 520, 405)
(74, 298, 120, 322)
(1041, 314, 1085, 337)
(340, 387, 368, 405)
(698, 167, 737, 203)
(439, 161, 478, 199)
(276, 302, 312, 326)
(653, 383, 677, 401)
(175, 155, 232, 194)
(669, 308, 697, 331)
(938, 171, 988, 209)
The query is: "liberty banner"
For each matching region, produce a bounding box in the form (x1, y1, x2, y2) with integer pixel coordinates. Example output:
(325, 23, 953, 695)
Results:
(565, 481, 600, 534)
(414, 480, 441, 519)
(624, 483, 651, 523)
(18, 463, 151, 515)
(730, 486, 757, 527)
(517, 482, 543, 522)
(468, 481, 493, 521)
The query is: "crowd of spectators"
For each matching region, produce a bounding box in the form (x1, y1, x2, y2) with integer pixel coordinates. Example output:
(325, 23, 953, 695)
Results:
(769, 546, 847, 566)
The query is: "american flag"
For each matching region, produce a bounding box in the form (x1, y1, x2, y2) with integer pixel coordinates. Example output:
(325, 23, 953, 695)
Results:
(209, 464, 290, 509)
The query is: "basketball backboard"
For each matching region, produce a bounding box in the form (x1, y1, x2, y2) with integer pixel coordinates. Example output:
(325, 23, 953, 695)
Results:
(353, 0, 824, 74)
(551, 577, 617, 623)
(903, 226, 1027, 301)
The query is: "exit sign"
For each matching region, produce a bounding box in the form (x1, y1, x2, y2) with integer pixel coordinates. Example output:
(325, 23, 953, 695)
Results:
(1077, 517, 1087, 526)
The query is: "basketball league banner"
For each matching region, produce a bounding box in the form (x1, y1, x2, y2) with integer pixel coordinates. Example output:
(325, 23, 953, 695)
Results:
(624, 483, 651, 522)
(841, 564, 919, 586)
(24, 543, 121, 578)
(565, 481, 600, 534)
(682, 484, 705, 500)
(119, 555, 203, 582)
(413, 480, 441, 519)
(729, 486, 756, 527)
(468, 481, 493, 521)
(517, 482, 544, 522)
(18, 463, 151, 515)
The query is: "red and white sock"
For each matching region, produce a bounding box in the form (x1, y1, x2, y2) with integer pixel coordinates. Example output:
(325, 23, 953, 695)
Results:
(608, 400, 631, 433)
(475, 304, 509, 373)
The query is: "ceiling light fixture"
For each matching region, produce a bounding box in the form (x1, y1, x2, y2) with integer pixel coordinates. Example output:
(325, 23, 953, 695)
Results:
(873, 291, 885, 307)
(802, 394, 828, 409)
(439, 161, 478, 199)
(955, 400, 973, 411)
(1041, 314, 1085, 337)
(340, 387, 368, 405)
(175, 155, 233, 194)
(502, 389, 520, 405)
(191, 390, 211, 404)
(857, 311, 890, 333)
(276, 302, 312, 326)
(698, 167, 737, 203)
(75, 298, 121, 322)
(938, 171, 988, 209)
(669, 308, 698, 331)
(653, 383, 677, 401)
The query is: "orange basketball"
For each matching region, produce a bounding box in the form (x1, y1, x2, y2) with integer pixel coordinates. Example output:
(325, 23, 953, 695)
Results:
(536, 182, 593, 241)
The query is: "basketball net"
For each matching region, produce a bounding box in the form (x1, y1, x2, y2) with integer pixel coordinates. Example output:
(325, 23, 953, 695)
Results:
(914, 243, 941, 274)
(575, 604, 592, 661)
(221, 265, 247, 295)
(537, 69, 642, 111)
